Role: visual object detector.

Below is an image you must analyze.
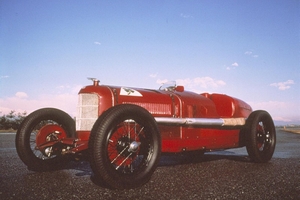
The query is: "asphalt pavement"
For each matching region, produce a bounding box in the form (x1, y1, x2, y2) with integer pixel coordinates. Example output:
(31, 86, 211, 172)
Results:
(0, 129, 299, 200)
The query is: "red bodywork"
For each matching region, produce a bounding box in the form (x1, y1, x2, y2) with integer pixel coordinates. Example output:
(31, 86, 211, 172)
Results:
(51, 81, 252, 155)
(17, 79, 275, 190)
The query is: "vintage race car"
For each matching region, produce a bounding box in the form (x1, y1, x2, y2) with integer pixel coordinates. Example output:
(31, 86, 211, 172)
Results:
(16, 78, 276, 189)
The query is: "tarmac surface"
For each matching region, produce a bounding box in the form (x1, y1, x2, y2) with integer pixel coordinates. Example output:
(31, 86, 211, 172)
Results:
(0, 128, 299, 199)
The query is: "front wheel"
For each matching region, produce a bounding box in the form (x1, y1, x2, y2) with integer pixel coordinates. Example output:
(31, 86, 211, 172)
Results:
(245, 110, 276, 163)
(15, 108, 75, 171)
(89, 104, 161, 189)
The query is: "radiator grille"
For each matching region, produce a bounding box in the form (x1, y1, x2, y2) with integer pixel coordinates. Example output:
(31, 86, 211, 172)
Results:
(76, 94, 99, 131)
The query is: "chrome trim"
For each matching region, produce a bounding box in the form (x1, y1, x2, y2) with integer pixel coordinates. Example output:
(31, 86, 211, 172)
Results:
(155, 117, 245, 126)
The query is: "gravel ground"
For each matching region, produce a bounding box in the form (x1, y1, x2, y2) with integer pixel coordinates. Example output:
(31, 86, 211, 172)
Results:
(1, 129, 299, 200)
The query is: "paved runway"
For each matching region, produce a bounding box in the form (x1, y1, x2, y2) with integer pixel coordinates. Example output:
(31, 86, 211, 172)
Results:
(1, 129, 299, 199)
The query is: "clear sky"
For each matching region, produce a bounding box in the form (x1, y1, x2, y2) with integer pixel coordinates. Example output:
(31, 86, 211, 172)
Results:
(1, 0, 299, 125)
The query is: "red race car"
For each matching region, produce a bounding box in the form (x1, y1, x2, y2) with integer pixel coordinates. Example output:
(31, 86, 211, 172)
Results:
(16, 78, 276, 189)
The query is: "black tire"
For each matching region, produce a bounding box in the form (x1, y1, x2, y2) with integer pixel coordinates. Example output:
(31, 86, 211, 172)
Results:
(15, 108, 75, 171)
(89, 104, 161, 189)
(245, 110, 276, 163)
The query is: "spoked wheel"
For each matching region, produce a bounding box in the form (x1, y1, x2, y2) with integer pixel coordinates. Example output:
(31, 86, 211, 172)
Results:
(89, 104, 161, 189)
(15, 108, 75, 171)
(245, 110, 276, 163)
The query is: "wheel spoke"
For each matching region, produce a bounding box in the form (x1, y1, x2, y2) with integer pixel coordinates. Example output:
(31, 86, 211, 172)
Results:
(115, 152, 133, 170)
(110, 145, 129, 164)
(136, 126, 144, 137)
(260, 121, 266, 134)
(107, 120, 147, 172)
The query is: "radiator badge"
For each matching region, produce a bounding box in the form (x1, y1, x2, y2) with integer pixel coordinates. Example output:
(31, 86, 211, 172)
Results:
(120, 87, 143, 97)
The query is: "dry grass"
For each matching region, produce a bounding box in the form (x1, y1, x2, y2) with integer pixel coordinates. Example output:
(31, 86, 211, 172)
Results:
(281, 128, 300, 134)
(0, 129, 16, 133)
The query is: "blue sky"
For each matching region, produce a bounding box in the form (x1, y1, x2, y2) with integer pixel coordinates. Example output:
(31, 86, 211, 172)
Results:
(1, 0, 299, 125)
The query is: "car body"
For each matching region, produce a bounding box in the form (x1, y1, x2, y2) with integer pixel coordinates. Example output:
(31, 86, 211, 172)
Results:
(16, 78, 276, 189)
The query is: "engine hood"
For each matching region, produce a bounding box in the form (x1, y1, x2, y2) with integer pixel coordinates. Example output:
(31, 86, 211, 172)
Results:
(79, 83, 252, 119)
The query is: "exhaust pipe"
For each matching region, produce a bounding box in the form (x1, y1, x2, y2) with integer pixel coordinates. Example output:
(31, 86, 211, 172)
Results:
(155, 117, 245, 127)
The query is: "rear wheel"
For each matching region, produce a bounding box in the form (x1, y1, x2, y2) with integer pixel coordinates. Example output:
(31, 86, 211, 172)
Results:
(89, 104, 161, 189)
(15, 108, 75, 171)
(245, 110, 276, 163)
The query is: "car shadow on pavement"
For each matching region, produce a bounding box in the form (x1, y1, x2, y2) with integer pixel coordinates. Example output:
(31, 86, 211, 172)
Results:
(159, 150, 250, 166)
(58, 150, 251, 189)
(63, 150, 250, 176)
